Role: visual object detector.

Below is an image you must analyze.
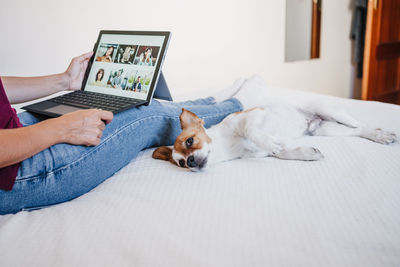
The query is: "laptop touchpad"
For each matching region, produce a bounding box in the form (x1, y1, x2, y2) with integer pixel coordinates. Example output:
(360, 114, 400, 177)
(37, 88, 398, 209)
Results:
(45, 105, 83, 115)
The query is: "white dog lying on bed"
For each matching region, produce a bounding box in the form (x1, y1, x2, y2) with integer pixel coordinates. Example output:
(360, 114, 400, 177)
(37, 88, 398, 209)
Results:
(153, 76, 397, 171)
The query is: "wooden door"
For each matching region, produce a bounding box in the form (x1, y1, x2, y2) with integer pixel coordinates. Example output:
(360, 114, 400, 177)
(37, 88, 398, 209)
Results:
(362, 0, 400, 104)
(310, 0, 321, 59)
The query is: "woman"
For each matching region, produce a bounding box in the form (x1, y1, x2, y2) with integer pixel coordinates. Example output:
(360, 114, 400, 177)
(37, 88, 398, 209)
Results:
(0, 52, 245, 214)
(138, 48, 153, 66)
(120, 46, 133, 63)
(96, 46, 114, 62)
(90, 68, 105, 86)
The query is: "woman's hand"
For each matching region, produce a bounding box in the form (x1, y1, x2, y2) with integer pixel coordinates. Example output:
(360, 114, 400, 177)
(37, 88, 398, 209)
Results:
(65, 51, 94, 90)
(53, 109, 113, 146)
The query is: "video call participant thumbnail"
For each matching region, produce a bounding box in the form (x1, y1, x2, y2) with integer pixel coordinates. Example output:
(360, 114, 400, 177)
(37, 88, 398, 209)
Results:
(134, 46, 160, 67)
(95, 44, 117, 63)
(114, 45, 137, 64)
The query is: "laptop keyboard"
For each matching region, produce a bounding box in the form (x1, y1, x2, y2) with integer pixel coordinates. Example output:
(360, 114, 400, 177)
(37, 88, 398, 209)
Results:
(50, 91, 144, 112)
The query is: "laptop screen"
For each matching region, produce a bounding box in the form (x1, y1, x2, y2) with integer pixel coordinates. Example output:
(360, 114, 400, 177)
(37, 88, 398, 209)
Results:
(84, 32, 167, 100)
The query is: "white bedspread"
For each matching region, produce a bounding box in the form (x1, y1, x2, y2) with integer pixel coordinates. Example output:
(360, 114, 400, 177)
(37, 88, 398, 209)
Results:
(1, 88, 400, 267)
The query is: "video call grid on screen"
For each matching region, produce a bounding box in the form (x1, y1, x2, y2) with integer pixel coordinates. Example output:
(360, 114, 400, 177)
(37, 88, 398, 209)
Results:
(85, 33, 166, 100)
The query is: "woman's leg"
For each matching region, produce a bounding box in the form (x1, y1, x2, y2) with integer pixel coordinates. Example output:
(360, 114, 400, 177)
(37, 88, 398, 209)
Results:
(0, 98, 242, 214)
(17, 111, 50, 126)
(16, 97, 217, 126)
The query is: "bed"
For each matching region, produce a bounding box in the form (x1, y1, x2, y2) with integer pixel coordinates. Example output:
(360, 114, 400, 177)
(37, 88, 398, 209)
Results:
(1, 86, 400, 267)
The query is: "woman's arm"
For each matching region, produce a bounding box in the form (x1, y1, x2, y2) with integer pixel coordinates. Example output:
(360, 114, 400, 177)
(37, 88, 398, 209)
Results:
(0, 108, 113, 168)
(2, 51, 93, 104)
(1, 74, 69, 104)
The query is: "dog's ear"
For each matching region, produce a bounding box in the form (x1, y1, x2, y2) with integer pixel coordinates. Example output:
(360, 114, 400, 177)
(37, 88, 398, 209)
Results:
(180, 108, 204, 130)
(152, 146, 174, 162)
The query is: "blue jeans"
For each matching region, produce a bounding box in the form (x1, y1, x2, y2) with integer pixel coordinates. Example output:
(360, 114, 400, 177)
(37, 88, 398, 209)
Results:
(0, 98, 242, 214)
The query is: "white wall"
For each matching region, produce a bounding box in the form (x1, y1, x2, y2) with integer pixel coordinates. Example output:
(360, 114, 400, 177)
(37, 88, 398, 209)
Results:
(0, 0, 353, 98)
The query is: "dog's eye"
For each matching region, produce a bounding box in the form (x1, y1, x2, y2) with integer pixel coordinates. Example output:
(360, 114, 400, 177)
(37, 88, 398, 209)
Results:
(179, 159, 185, 167)
(186, 137, 194, 147)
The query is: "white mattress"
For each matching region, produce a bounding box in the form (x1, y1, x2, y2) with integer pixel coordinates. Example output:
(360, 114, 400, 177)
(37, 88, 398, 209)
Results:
(1, 88, 400, 267)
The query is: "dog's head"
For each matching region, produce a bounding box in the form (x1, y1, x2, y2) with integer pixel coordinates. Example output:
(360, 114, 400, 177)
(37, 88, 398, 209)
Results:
(152, 108, 212, 171)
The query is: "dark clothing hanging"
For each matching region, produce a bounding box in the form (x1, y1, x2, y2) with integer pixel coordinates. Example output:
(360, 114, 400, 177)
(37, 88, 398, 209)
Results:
(351, 0, 368, 78)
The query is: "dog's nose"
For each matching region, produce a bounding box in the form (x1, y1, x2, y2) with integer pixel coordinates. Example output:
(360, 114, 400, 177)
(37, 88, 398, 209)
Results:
(187, 155, 197, 168)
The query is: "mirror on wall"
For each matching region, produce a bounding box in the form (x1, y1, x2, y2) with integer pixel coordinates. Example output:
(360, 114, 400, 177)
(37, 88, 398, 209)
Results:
(285, 0, 322, 62)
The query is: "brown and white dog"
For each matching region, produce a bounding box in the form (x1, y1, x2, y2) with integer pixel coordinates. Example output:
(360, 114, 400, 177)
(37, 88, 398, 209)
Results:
(153, 104, 397, 171)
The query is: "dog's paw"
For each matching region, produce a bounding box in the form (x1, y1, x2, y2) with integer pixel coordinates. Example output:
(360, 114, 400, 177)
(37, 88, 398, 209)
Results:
(368, 128, 398, 145)
(299, 147, 324, 161)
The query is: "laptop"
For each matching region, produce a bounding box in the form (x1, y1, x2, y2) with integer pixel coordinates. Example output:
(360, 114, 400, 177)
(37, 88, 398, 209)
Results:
(23, 30, 172, 117)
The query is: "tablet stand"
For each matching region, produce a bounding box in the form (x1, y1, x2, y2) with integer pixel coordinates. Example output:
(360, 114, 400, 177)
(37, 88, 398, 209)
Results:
(153, 72, 173, 101)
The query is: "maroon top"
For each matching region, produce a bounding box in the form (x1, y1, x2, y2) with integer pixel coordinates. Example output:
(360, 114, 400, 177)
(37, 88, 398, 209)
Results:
(0, 77, 23, 191)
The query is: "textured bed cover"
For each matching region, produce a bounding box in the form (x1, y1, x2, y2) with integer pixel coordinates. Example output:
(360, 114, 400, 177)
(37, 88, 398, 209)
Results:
(1, 88, 400, 267)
